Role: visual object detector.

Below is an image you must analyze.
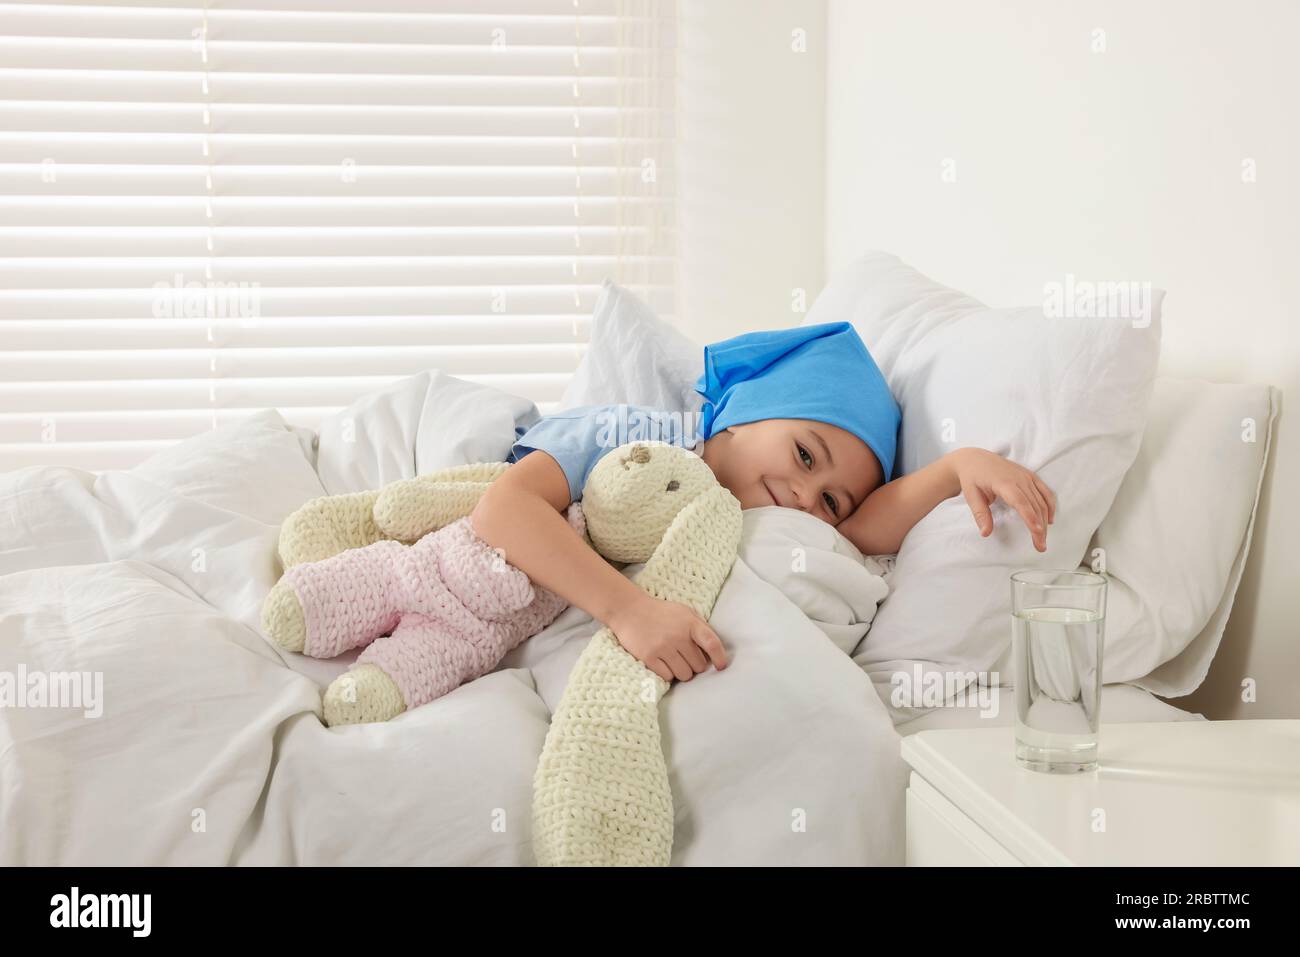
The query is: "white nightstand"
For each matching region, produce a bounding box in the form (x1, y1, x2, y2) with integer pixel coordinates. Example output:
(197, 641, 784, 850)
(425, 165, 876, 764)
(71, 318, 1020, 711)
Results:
(901, 719, 1300, 866)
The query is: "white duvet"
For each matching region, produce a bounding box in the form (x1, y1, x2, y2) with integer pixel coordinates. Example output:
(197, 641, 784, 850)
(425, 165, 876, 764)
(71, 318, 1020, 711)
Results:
(0, 372, 905, 866)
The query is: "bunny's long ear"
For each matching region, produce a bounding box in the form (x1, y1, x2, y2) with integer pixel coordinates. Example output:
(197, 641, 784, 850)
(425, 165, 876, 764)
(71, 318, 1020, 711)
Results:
(532, 483, 742, 867)
(633, 484, 743, 619)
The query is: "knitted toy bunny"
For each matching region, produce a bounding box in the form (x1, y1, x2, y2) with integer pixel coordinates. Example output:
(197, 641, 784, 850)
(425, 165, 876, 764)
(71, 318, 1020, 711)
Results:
(263, 442, 741, 738)
(262, 461, 582, 727)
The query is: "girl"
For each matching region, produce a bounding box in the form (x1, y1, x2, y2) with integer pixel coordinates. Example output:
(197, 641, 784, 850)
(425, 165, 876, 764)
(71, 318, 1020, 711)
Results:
(471, 321, 1054, 684)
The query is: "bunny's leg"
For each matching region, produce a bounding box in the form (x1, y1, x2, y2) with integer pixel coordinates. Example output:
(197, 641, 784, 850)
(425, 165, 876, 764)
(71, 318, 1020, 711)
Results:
(318, 518, 573, 724)
(322, 605, 515, 726)
(357, 526, 572, 698)
(351, 612, 489, 714)
(321, 663, 405, 727)
(264, 539, 408, 658)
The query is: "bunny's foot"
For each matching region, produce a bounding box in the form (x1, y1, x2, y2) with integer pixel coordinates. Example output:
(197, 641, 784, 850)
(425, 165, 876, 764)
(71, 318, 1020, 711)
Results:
(323, 664, 406, 727)
(261, 579, 307, 653)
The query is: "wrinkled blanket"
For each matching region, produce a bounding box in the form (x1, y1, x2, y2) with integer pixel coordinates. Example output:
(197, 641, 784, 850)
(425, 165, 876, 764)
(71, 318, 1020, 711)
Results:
(0, 371, 905, 865)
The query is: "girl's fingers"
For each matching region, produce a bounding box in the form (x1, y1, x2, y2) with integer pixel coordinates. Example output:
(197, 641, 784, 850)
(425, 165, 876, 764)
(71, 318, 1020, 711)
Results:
(962, 484, 994, 536)
(1015, 481, 1048, 534)
(692, 620, 728, 670)
(1035, 476, 1057, 524)
(1004, 486, 1046, 552)
(665, 650, 694, 683)
(1024, 481, 1051, 536)
(678, 635, 709, 675)
(647, 657, 674, 683)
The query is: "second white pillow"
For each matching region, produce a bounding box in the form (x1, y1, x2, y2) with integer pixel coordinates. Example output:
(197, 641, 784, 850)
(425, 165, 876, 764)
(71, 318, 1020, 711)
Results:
(805, 251, 1163, 723)
(560, 279, 704, 419)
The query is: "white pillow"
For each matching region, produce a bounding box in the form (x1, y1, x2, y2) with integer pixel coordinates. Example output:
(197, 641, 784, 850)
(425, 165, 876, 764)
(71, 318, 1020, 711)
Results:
(560, 279, 704, 418)
(314, 369, 541, 495)
(130, 409, 325, 525)
(805, 252, 1163, 724)
(1087, 377, 1278, 696)
(121, 409, 328, 638)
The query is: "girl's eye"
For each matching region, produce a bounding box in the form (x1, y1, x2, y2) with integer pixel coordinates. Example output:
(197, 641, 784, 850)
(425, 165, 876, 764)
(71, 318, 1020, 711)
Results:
(823, 491, 839, 516)
(797, 444, 813, 468)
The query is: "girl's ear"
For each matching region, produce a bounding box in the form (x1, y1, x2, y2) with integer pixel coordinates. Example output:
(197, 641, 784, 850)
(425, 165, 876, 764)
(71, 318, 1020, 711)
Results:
(633, 485, 742, 619)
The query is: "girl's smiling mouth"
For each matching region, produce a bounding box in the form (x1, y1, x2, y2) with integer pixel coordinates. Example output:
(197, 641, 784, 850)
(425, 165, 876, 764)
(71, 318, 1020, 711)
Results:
(762, 480, 780, 507)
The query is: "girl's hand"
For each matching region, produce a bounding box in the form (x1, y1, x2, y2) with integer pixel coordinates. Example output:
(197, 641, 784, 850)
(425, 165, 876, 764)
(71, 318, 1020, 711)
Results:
(607, 592, 727, 683)
(951, 448, 1056, 552)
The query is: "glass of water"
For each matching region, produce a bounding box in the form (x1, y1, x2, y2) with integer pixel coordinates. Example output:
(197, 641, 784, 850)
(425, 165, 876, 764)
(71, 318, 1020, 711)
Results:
(1010, 570, 1107, 773)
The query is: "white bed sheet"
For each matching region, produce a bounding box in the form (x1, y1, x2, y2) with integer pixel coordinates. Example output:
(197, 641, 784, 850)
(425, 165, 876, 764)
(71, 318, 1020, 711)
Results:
(0, 376, 908, 867)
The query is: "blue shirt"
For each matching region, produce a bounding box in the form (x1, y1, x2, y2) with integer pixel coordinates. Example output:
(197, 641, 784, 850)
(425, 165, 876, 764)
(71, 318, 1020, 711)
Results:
(507, 403, 702, 503)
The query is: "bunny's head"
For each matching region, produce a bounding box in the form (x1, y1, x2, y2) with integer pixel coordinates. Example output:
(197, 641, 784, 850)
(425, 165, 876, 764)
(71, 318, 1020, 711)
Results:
(581, 441, 735, 564)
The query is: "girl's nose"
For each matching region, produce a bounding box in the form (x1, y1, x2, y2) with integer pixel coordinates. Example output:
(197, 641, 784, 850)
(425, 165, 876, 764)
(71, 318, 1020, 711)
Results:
(790, 477, 813, 512)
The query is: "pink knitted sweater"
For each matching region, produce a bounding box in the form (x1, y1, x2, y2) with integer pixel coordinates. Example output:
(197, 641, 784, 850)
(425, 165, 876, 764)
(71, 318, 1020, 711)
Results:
(280, 505, 584, 710)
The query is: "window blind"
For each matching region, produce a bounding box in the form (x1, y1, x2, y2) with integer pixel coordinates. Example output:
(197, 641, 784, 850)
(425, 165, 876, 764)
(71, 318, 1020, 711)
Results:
(0, 0, 677, 470)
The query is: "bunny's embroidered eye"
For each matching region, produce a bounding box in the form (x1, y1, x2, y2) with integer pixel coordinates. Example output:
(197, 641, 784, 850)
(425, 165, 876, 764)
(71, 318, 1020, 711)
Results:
(666, 480, 680, 492)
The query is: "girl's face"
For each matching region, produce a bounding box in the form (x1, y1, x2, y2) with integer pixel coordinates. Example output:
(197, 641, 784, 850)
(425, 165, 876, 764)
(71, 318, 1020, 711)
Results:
(700, 418, 883, 527)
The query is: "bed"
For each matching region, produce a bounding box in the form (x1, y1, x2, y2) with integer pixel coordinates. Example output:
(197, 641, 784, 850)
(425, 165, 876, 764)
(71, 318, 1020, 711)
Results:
(0, 379, 910, 866)
(0, 370, 1242, 867)
(0, 261, 1276, 866)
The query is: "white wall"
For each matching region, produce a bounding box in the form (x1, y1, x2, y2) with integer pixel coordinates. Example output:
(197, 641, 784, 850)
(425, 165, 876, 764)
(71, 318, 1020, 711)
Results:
(825, 0, 1297, 719)
(676, 0, 826, 345)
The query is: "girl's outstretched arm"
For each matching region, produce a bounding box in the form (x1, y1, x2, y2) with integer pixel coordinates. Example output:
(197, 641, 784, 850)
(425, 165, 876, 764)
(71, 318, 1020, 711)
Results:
(837, 448, 1056, 557)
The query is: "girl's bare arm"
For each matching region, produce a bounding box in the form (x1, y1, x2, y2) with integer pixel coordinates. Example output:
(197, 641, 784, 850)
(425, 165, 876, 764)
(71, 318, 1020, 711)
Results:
(468, 451, 727, 682)
(837, 448, 1056, 557)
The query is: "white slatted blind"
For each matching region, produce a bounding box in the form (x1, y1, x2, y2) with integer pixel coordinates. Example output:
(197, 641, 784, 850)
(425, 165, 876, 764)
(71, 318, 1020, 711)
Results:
(0, 0, 677, 469)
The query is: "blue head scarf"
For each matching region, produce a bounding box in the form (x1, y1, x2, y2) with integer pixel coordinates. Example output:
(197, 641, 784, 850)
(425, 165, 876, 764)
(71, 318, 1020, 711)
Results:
(694, 321, 901, 480)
